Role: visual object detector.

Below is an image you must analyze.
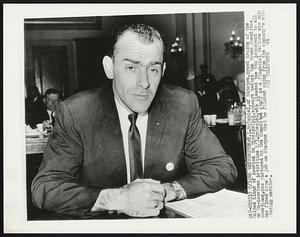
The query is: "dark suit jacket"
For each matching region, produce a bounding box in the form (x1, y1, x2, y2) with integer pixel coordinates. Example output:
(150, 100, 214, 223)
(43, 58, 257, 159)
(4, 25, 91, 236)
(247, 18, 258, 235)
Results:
(25, 96, 49, 128)
(31, 82, 237, 217)
(194, 91, 221, 115)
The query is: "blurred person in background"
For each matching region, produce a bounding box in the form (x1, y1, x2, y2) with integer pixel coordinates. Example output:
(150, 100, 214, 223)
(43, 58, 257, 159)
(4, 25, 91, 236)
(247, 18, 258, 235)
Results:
(236, 72, 245, 103)
(43, 88, 62, 128)
(195, 74, 220, 116)
(25, 86, 62, 129)
(216, 77, 240, 118)
(194, 64, 215, 96)
(25, 86, 48, 128)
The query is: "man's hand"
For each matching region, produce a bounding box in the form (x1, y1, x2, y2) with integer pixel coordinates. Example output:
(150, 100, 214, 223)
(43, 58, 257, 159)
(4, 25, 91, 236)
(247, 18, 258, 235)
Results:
(119, 179, 165, 217)
(92, 179, 165, 217)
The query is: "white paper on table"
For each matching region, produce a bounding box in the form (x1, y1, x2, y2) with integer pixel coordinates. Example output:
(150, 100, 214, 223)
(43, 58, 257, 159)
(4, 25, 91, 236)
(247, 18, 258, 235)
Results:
(165, 189, 248, 218)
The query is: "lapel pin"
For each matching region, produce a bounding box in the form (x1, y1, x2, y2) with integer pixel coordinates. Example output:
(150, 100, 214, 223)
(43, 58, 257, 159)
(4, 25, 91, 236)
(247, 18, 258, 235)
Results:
(156, 121, 160, 126)
(166, 162, 174, 171)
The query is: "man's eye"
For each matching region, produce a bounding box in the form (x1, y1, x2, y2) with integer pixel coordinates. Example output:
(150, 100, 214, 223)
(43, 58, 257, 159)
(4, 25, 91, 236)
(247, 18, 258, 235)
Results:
(150, 68, 159, 73)
(126, 66, 135, 71)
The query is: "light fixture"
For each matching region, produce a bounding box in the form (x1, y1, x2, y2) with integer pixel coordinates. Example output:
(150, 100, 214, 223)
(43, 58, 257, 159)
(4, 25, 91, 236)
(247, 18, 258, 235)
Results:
(224, 22, 244, 60)
(170, 36, 184, 55)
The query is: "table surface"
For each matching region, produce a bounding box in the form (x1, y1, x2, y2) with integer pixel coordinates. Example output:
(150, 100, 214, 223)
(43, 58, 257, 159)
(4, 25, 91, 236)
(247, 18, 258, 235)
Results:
(28, 206, 184, 220)
(28, 189, 247, 220)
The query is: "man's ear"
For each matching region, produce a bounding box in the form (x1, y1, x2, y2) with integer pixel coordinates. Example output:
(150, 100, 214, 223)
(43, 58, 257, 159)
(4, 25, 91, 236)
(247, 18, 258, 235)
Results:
(162, 62, 166, 77)
(102, 56, 114, 79)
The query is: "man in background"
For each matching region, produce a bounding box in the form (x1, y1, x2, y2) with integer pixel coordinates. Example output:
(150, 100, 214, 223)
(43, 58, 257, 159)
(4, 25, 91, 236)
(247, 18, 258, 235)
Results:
(43, 88, 61, 127)
(236, 72, 245, 102)
(25, 87, 61, 128)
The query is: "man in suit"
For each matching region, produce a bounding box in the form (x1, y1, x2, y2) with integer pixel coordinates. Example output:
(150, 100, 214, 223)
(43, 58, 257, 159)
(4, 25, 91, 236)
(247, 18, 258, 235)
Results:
(43, 88, 61, 127)
(25, 87, 61, 128)
(31, 24, 237, 218)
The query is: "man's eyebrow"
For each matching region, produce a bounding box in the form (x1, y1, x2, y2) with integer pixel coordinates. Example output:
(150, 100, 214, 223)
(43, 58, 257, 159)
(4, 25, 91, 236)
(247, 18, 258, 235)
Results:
(149, 61, 163, 66)
(123, 58, 141, 64)
(122, 58, 163, 66)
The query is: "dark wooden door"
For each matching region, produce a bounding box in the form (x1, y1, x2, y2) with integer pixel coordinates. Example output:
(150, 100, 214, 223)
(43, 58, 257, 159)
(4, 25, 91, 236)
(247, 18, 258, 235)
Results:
(75, 38, 109, 91)
(32, 45, 70, 97)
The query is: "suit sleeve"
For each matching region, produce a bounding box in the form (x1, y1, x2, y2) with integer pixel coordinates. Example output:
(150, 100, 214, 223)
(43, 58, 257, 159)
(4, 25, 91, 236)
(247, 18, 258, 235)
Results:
(176, 93, 238, 197)
(31, 101, 101, 217)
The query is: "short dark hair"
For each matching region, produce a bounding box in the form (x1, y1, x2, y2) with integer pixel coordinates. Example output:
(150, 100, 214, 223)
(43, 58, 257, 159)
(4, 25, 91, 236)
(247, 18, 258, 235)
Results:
(108, 23, 165, 58)
(44, 88, 60, 98)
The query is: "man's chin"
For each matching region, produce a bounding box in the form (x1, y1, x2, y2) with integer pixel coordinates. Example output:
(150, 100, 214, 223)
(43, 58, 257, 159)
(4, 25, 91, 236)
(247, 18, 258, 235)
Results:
(130, 104, 150, 114)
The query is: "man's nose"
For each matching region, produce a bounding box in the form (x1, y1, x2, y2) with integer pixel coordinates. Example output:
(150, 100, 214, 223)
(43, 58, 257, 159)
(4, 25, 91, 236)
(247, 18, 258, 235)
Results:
(137, 69, 150, 89)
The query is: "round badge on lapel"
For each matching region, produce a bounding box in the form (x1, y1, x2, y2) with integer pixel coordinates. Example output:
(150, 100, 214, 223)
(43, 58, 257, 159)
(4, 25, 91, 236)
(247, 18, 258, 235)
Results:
(166, 162, 174, 171)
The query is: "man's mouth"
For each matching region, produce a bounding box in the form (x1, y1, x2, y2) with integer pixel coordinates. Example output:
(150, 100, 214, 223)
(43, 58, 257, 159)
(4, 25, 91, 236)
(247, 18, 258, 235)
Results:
(132, 93, 149, 100)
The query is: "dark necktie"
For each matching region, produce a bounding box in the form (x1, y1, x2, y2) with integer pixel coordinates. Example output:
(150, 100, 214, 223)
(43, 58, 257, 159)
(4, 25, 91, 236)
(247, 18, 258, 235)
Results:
(128, 113, 143, 182)
(51, 112, 55, 126)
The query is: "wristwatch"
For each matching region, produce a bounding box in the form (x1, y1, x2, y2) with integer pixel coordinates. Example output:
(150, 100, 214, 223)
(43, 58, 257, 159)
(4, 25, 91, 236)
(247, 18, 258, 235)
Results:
(171, 181, 186, 200)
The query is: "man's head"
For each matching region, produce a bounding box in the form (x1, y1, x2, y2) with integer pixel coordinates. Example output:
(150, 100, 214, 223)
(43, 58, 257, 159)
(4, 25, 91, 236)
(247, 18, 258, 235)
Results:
(44, 88, 61, 112)
(103, 23, 166, 113)
(236, 72, 245, 95)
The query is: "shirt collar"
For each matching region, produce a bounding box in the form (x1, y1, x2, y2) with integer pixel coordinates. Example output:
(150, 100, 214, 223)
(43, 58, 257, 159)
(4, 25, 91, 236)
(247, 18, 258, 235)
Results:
(114, 97, 148, 118)
(114, 97, 131, 120)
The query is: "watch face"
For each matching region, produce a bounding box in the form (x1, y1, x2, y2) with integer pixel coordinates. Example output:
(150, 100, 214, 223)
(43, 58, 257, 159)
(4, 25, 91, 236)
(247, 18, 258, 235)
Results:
(171, 182, 182, 200)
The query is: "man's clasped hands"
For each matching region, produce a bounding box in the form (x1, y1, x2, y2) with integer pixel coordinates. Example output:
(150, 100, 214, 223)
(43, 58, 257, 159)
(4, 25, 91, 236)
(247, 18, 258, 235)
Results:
(92, 178, 176, 217)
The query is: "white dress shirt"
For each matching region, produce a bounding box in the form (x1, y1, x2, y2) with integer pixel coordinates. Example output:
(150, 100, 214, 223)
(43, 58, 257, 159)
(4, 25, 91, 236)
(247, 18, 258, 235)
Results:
(114, 97, 148, 184)
(238, 91, 245, 102)
(47, 109, 55, 123)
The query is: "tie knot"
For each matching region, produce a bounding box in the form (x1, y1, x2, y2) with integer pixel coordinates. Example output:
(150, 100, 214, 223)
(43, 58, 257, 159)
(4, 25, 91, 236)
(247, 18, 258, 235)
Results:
(128, 113, 138, 125)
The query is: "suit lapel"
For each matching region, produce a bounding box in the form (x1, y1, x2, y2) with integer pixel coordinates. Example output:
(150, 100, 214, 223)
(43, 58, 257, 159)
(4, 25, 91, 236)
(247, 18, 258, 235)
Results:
(144, 92, 167, 177)
(98, 83, 127, 185)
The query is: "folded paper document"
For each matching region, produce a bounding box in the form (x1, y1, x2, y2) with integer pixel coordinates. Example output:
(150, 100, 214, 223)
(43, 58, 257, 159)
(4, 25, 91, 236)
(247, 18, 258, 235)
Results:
(165, 189, 248, 218)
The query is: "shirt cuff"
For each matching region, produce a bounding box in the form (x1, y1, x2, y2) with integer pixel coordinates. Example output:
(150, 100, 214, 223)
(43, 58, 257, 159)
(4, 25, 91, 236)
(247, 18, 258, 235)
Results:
(91, 190, 106, 212)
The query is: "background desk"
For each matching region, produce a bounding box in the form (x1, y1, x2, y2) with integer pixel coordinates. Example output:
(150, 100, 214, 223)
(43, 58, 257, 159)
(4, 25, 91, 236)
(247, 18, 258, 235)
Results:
(26, 137, 48, 155)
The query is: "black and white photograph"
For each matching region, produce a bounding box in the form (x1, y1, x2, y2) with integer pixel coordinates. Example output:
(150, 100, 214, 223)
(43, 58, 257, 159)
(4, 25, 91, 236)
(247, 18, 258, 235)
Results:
(4, 3, 296, 234)
(24, 11, 247, 221)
